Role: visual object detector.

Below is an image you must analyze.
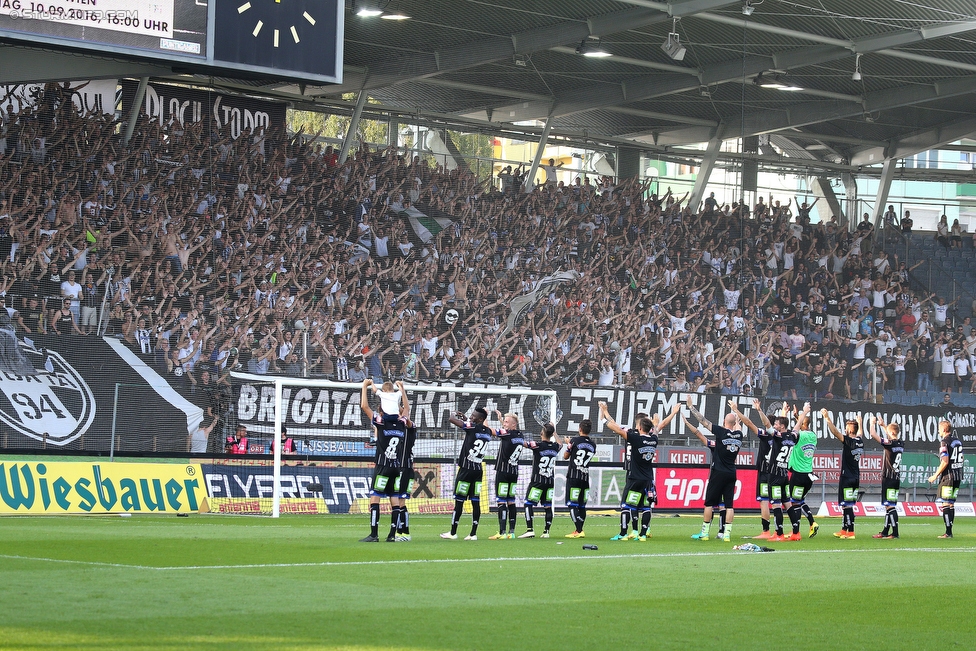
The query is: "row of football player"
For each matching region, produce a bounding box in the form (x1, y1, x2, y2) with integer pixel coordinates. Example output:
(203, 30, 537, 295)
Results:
(355, 380, 965, 542)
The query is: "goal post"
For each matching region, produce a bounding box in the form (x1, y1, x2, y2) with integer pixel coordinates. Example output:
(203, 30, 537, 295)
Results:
(229, 372, 559, 517)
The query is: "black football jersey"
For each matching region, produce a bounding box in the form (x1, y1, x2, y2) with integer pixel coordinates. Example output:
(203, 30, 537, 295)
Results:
(880, 437, 904, 480)
(769, 429, 797, 478)
(456, 421, 493, 470)
(841, 435, 864, 482)
(494, 428, 525, 475)
(708, 424, 743, 475)
(939, 435, 965, 483)
(626, 429, 658, 482)
(528, 439, 561, 485)
(566, 435, 596, 481)
(372, 414, 407, 469)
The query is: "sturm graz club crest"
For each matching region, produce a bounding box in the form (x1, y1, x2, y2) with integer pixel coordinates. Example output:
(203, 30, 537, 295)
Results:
(531, 393, 562, 427)
(0, 344, 96, 446)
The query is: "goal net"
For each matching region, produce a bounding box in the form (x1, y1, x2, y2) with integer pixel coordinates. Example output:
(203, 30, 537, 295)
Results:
(210, 373, 558, 517)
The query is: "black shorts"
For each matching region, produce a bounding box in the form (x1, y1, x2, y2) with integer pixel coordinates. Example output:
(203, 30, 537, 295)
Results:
(396, 467, 414, 499)
(881, 477, 900, 506)
(768, 473, 789, 502)
(453, 467, 484, 500)
(938, 480, 961, 503)
(838, 477, 860, 505)
(704, 471, 736, 508)
(622, 478, 654, 509)
(756, 471, 770, 501)
(371, 467, 400, 497)
(566, 478, 590, 506)
(494, 471, 519, 502)
(525, 481, 554, 506)
(788, 472, 813, 502)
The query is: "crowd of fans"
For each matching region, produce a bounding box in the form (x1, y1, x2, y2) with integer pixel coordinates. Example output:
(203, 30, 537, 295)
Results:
(2, 83, 975, 417)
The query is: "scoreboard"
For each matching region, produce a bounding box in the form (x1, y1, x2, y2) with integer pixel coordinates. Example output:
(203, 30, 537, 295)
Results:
(0, 0, 343, 84)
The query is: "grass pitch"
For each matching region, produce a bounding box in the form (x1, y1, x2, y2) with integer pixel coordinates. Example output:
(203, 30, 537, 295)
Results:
(1, 514, 974, 651)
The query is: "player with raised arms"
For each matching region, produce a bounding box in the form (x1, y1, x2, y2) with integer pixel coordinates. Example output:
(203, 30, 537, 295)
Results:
(601, 401, 680, 541)
(752, 402, 799, 542)
(441, 406, 494, 541)
(519, 423, 563, 539)
(867, 416, 904, 539)
(489, 410, 525, 540)
(682, 396, 745, 541)
(394, 414, 418, 541)
(822, 408, 863, 539)
(563, 419, 596, 538)
(359, 379, 411, 542)
(786, 406, 819, 540)
(729, 399, 778, 539)
(929, 419, 964, 539)
(752, 398, 775, 539)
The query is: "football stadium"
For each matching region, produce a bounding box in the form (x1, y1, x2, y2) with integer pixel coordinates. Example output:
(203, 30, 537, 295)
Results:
(1, 1, 976, 648)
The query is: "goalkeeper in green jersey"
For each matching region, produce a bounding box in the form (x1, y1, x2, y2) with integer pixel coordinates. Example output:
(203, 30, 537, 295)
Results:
(786, 403, 820, 540)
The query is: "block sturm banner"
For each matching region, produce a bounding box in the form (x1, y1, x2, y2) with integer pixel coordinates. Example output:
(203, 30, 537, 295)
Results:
(121, 79, 286, 140)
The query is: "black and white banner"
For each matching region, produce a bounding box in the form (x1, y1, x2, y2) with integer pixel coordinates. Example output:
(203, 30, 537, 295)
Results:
(231, 380, 976, 451)
(0, 80, 117, 117)
(0, 335, 202, 452)
(120, 80, 287, 140)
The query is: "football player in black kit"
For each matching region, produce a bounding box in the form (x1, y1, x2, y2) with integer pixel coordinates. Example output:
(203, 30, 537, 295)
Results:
(393, 417, 418, 541)
(823, 408, 863, 539)
(682, 396, 745, 541)
(441, 407, 494, 541)
(730, 399, 780, 539)
(520, 423, 564, 539)
(359, 379, 411, 542)
(867, 417, 904, 539)
(929, 419, 965, 538)
(489, 410, 525, 540)
(563, 419, 596, 538)
(600, 401, 679, 541)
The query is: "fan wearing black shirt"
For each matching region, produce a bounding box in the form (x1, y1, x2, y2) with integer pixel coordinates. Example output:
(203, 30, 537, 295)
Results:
(562, 419, 596, 538)
(822, 408, 863, 539)
(683, 396, 745, 541)
(601, 401, 679, 541)
(441, 407, 494, 541)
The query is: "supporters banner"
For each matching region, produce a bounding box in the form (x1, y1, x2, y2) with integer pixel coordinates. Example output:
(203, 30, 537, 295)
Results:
(0, 80, 117, 117)
(230, 380, 976, 452)
(120, 80, 286, 139)
(0, 461, 205, 514)
(0, 335, 201, 452)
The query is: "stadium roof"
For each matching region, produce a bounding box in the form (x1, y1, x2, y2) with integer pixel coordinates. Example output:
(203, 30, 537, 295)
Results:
(4, 0, 976, 167)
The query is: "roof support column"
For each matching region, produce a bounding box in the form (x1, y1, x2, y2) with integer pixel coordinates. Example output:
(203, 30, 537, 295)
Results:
(812, 177, 844, 223)
(688, 125, 725, 210)
(523, 116, 553, 193)
(122, 76, 149, 147)
(338, 90, 368, 165)
(871, 158, 897, 230)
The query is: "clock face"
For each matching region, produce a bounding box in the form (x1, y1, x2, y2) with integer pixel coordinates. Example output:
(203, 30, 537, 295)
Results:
(213, 0, 341, 80)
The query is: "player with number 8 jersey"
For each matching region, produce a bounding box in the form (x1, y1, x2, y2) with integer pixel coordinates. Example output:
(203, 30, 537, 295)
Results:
(358, 379, 411, 543)
(441, 407, 494, 541)
(563, 419, 595, 538)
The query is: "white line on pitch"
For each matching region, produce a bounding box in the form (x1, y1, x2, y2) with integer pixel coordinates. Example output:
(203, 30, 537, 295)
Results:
(2, 547, 974, 571)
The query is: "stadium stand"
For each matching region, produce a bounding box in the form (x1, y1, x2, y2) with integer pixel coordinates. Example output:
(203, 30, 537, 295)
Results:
(1, 84, 974, 408)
